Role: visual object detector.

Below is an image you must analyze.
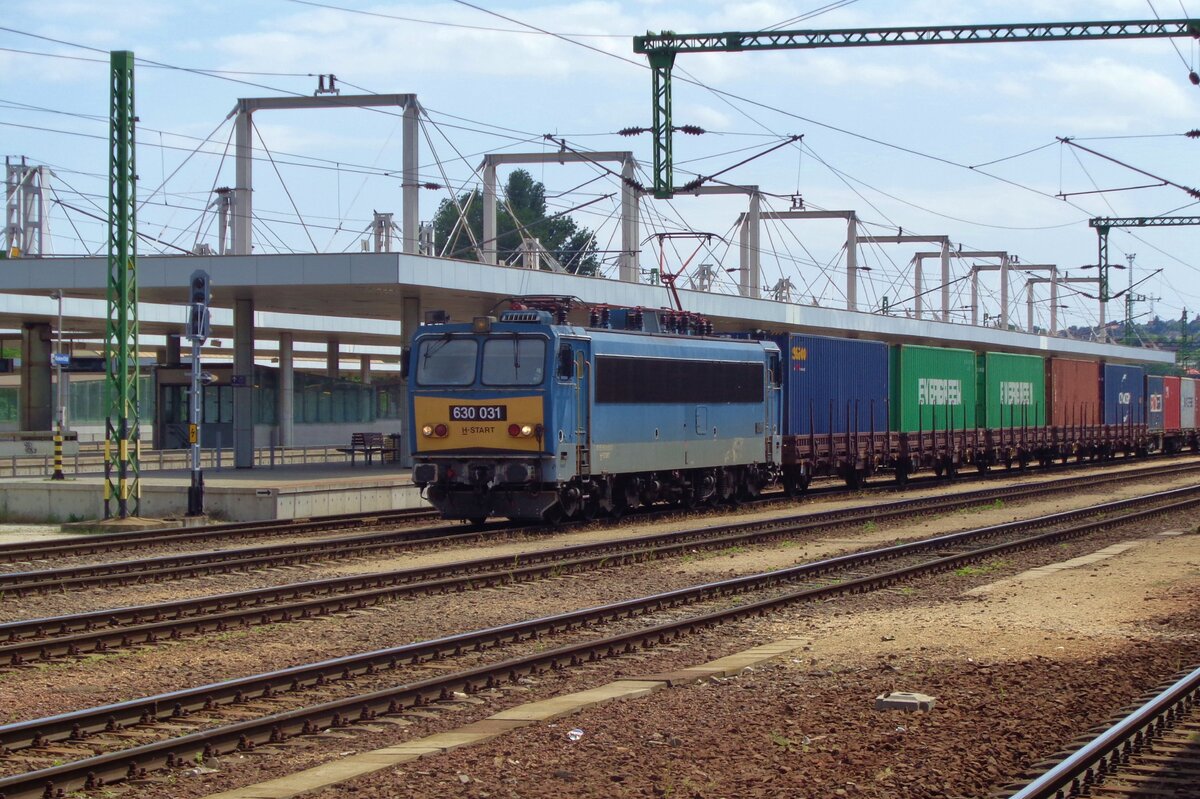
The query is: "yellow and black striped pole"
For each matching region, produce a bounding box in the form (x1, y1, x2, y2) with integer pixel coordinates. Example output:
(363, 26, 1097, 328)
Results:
(51, 422, 65, 481)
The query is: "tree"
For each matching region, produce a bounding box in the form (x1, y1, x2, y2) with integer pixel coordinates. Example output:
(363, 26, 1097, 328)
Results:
(432, 169, 601, 276)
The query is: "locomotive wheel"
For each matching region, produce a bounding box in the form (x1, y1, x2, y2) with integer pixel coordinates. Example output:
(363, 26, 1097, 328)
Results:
(579, 496, 600, 522)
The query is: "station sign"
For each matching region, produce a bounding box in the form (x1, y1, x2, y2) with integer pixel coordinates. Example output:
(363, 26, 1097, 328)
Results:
(50, 353, 70, 367)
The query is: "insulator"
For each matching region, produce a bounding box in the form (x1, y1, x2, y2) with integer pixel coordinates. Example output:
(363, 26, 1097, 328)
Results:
(675, 125, 706, 136)
(589, 309, 600, 327)
(617, 127, 648, 136)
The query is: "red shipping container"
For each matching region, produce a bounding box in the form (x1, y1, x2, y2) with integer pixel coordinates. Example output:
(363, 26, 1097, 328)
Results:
(1164, 375, 1182, 430)
(1046, 358, 1102, 426)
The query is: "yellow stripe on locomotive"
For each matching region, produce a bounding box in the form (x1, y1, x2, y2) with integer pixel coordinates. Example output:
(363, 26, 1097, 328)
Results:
(413, 396, 544, 453)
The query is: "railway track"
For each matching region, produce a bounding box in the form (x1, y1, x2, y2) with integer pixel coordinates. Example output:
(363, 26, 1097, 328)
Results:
(4, 452, 1194, 570)
(3, 458, 1198, 666)
(998, 665, 1200, 798)
(3, 458, 1199, 598)
(0, 505, 440, 565)
(0, 483, 1196, 798)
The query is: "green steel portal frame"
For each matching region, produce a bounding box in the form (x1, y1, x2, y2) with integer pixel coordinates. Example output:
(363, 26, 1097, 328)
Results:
(106, 50, 139, 518)
(1090, 215, 1200, 343)
(633, 19, 1200, 199)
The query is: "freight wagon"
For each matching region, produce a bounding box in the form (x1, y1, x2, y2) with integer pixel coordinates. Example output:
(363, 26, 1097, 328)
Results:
(1145, 373, 1200, 454)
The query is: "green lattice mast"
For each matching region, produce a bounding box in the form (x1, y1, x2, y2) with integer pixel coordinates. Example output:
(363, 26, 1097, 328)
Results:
(105, 50, 140, 518)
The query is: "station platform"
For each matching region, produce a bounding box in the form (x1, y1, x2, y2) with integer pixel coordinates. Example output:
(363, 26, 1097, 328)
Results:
(0, 462, 428, 524)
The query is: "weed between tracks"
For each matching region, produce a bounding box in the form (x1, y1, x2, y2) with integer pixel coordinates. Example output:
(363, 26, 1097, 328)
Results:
(953, 559, 1012, 577)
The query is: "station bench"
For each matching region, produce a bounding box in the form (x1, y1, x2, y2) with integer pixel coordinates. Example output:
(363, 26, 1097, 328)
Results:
(338, 432, 388, 466)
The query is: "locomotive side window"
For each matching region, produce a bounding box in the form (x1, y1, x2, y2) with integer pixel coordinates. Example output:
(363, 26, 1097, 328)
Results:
(596, 356, 763, 404)
(557, 344, 574, 380)
(415, 337, 477, 386)
(481, 336, 546, 386)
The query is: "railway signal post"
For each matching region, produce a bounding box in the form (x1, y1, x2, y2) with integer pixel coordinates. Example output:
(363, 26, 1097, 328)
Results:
(186, 270, 211, 517)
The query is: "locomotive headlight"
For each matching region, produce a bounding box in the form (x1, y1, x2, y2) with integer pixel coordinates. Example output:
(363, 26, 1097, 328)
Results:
(520, 424, 533, 437)
(422, 425, 434, 437)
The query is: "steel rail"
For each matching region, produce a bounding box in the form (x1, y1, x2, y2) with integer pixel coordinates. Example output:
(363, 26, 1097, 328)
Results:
(0, 482, 1196, 758)
(4, 452, 1194, 567)
(1006, 666, 1200, 798)
(5, 459, 1198, 597)
(2, 461, 1195, 665)
(1, 485, 1196, 799)
(0, 506, 438, 562)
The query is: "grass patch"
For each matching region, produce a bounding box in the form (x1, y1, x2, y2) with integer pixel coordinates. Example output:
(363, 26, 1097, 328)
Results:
(954, 559, 1012, 577)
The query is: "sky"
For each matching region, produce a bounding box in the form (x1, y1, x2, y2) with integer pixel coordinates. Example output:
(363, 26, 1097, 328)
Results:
(4, 0, 1200, 337)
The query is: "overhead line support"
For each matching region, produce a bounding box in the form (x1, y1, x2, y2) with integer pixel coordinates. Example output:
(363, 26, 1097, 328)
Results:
(634, 19, 1200, 198)
(105, 49, 139, 519)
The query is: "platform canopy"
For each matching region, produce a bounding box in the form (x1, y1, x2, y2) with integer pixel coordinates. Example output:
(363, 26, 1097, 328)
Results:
(0, 251, 1173, 365)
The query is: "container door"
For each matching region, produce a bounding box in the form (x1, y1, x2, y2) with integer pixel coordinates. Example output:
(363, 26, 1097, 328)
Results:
(1147, 376, 1164, 431)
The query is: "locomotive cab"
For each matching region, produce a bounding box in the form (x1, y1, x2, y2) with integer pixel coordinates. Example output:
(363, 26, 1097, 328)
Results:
(408, 310, 567, 522)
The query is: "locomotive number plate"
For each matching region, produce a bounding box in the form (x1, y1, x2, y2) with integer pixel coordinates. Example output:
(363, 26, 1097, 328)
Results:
(449, 404, 507, 421)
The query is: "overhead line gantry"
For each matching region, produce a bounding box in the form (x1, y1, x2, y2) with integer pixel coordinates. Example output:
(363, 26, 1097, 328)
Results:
(633, 19, 1200, 199)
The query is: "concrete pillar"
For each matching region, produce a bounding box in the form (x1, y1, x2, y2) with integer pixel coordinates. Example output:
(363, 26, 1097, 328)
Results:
(400, 296, 421, 468)
(620, 157, 639, 282)
(233, 297, 255, 468)
(19, 322, 52, 431)
(1000, 255, 1010, 330)
(233, 106, 253, 256)
(913, 260, 924, 319)
(940, 241, 951, 322)
(483, 160, 498, 265)
(846, 213, 857, 312)
(278, 332, 294, 448)
(1049, 270, 1059, 335)
(359, 355, 373, 423)
(746, 192, 760, 298)
(402, 100, 419, 255)
(971, 269, 979, 326)
(326, 339, 339, 378)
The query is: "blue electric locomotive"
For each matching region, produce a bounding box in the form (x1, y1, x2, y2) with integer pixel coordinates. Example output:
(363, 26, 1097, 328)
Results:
(407, 304, 782, 523)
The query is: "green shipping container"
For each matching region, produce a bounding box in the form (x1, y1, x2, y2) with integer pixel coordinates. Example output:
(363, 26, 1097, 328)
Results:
(890, 345, 978, 433)
(977, 352, 1046, 428)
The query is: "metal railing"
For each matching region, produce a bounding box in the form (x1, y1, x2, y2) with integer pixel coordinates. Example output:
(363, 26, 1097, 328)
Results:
(0, 445, 372, 479)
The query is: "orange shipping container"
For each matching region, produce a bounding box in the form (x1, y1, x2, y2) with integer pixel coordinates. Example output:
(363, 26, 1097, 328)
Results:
(1046, 358, 1102, 426)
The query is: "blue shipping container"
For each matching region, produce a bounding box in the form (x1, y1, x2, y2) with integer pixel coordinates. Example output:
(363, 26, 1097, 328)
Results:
(1146, 375, 1164, 431)
(1102, 363, 1146, 425)
(773, 333, 889, 435)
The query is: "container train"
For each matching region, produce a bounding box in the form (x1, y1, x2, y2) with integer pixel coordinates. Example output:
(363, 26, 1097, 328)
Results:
(407, 297, 1193, 523)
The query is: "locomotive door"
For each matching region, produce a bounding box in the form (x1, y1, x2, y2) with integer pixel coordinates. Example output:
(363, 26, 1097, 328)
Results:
(573, 341, 592, 475)
(555, 338, 591, 478)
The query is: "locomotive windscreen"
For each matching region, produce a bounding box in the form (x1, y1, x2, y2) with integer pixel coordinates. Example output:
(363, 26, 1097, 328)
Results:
(595, 356, 763, 404)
